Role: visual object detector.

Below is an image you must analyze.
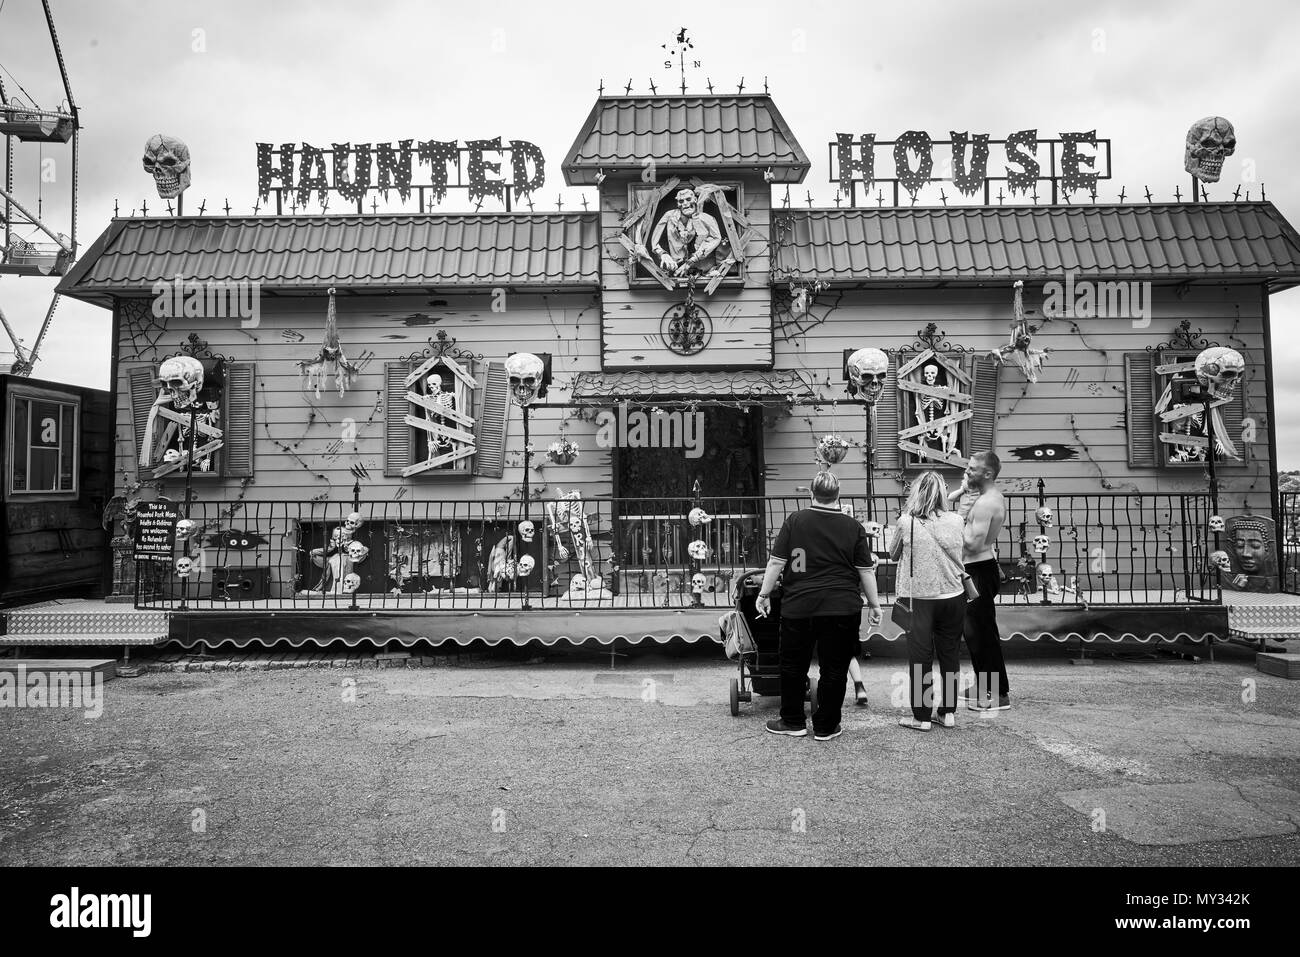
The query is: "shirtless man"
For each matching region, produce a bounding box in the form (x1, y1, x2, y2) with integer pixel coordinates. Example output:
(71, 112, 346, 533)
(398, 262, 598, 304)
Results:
(949, 451, 1010, 710)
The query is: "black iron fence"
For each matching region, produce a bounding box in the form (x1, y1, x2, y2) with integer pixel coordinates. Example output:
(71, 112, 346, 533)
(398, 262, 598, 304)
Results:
(1280, 491, 1300, 594)
(133, 492, 1217, 610)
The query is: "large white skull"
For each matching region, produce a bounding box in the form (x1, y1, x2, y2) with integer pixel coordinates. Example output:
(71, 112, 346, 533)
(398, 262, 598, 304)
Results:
(863, 520, 883, 539)
(346, 541, 370, 562)
(568, 515, 584, 535)
(174, 556, 195, 578)
(1208, 550, 1231, 573)
(158, 355, 204, 409)
(505, 352, 545, 407)
(690, 572, 707, 594)
(1032, 535, 1051, 554)
(688, 539, 710, 561)
(344, 511, 364, 532)
(517, 520, 536, 543)
(923, 365, 939, 387)
(1035, 506, 1053, 527)
(1194, 347, 1245, 398)
(1036, 562, 1054, 584)
(688, 507, 712, 527)
(1184, 117, 1236, 183)
(1209, 515, 1226, 533)
(341, 573, 361, 594)
(569, 574, 587, 594)
(517, 555, 536, 576)
(175, 518, 197, 540)
(143, 133, 192, 199)
(846, 348, 889, 403)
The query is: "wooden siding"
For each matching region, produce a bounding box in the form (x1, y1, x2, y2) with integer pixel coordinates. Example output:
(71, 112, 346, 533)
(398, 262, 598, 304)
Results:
(598, 175, 772, 369)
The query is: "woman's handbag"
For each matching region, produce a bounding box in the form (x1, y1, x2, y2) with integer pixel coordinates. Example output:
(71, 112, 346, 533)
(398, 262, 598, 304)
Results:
(891, 516, 915, 630)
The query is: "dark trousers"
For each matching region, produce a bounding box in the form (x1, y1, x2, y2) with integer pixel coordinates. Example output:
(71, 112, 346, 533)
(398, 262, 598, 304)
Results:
(905, 594, 965, 721)
(778, 612, 861, 734)
(964, 559, 1010, 699)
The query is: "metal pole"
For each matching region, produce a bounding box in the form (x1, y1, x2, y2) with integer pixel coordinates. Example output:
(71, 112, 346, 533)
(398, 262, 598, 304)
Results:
(863, 400, 875, 523)
(1203, 390, 1222, 605)
(180, 406, 198, 612)
(521, 404, 531, 610)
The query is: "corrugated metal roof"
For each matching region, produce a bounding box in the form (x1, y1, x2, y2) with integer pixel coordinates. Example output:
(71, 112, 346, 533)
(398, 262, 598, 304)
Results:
(563, 95, 810, 185)
(571, 370, 818, 399)
(773, 203, 1300, 284)
(57, 213, 601, 303)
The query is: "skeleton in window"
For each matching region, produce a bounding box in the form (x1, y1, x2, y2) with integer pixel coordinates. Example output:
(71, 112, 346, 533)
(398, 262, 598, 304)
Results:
(914, 364, 958, 456)
(402, 357, 478, 476)
(650, 188, 723, 278)
(142, 355, 224, 476)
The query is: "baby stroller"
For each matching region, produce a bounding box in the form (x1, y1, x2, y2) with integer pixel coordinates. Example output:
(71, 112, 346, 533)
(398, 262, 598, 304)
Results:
(720, 569, 817, 717)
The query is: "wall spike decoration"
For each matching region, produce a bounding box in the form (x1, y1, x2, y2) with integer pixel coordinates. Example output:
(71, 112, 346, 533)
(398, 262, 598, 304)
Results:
(298, 287, 359, 399)
(989, 280, 1050, 383)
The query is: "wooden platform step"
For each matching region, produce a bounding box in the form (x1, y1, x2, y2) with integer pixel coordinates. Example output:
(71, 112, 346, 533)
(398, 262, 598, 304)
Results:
(1256, 652, 1300, 679)
(0, 659, 117, 680)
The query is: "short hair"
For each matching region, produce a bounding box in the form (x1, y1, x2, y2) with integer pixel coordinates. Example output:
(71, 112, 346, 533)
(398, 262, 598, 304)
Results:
(974, 450, 1002, 478)
(811, 471, 840, 504)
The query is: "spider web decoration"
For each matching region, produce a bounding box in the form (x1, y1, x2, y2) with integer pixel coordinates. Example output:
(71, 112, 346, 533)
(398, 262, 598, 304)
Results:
(119, 298, 168, 362)
(774, 282, 841, 341)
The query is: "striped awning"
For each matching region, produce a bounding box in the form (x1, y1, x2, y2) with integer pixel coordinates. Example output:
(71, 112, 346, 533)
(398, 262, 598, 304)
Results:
(570, 370, 820, 400)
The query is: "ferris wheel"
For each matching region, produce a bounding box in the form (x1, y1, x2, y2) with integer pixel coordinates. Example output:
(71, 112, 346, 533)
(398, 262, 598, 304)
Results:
(0, 0, 79, 376)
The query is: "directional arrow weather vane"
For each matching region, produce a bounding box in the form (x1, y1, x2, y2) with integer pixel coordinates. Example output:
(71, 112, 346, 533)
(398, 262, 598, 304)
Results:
(662, 27, 700, 94)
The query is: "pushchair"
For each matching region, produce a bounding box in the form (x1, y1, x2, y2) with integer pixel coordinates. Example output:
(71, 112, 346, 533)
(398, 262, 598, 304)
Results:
(719, 569, 817, 717)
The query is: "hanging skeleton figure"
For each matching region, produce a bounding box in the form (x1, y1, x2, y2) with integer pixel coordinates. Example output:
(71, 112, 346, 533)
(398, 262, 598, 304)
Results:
(299, 287, 359, 398)
(1154, 346, 1246, 462)
(547, 489, 602, 589)
(989, 280, 1050, 383)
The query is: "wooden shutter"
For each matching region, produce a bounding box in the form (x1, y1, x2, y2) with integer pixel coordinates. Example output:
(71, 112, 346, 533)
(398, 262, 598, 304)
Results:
(967, 355, 1000, 457)
(471, 360, 510, 478)
(384, 361, 413, 477)
(1125, 352, 1157, 468)
(1221, 384, 1247, 464)
(222, 362, 255, 477)
(126, 364, 158, 466)
(873, 361, 901, 470)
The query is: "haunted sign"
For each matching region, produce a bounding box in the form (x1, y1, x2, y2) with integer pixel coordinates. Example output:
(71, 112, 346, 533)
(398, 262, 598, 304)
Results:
(132, 501, 180, 563)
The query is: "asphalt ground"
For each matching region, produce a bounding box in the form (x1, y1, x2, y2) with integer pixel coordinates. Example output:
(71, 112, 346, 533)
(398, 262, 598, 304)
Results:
(1, 643, 1298, 867)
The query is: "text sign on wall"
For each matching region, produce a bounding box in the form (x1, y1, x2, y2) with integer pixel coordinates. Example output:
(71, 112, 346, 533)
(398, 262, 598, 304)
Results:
(256, 138, 546, 211)
(132, 502, 179, 563)
(828, 130, 1111, 204)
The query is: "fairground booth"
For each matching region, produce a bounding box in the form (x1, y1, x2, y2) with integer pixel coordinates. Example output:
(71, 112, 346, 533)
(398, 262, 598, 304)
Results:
(7, 88, 1300, 654)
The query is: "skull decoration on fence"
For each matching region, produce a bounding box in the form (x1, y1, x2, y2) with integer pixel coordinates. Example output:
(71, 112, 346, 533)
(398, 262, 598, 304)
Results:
(158, 355, 204, 409)
(688, 507, 712, 527)
(175, 519, 197, 540)
(688, 539, 710, 561)
(1208, 550, 1232, 573)
(863, 521, 883, 540)
(341, 573, 361, 594)
(174, 556, 195, 578)
(517, 520, 536, 543)
(1184, 117, 1236, 183)
(846, 348, 890, 403)
(345, 541, 370, 563)
(143, 133, 192, 199)
(517, 555, 536, 577)
(1194, 347, 1245, 399)
(691, 572, 708, 595)
(1036, 563, 1054, 586)
(1035, 506, 1053, 527)
(1032, 534, 1051, 554)
(344, 512, 364, 533)
(569, 574, 588, 595)
(504, 352, 545, 407)
(1209, 515, 1226, 533)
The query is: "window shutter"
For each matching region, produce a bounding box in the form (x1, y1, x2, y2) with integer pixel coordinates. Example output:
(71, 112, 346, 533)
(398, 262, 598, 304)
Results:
(126, 364, 159, 466)
(873, 361, 901, 470)
(1124, 352, 1157, 468)
(472, 360, 510, 478)
(222, 362, 255, 477)
(384, 361, 414, 477)
(967, 355, 1000, 457)
(1220, 384, 1247, 464)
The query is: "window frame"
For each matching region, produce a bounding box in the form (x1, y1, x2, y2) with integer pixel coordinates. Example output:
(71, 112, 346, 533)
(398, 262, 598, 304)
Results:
(625, 180, 747, 289)
(1152, 348, 1248, 471)
(6, 384, 81, 500)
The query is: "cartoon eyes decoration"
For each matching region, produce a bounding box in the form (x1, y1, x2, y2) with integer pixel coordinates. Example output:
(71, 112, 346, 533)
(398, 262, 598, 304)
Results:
(1033, 448, 1058, 458)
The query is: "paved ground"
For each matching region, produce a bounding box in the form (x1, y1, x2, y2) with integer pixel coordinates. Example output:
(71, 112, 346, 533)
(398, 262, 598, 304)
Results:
(2, 643, 1299, 866)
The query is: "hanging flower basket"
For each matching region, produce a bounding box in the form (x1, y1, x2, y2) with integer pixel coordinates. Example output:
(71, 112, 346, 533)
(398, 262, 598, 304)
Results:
(546, 439, 580, 465)
(817, 434, 850, 465)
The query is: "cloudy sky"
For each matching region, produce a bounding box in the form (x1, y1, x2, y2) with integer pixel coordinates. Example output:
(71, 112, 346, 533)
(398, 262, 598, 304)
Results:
(3, 0, 1300, 461)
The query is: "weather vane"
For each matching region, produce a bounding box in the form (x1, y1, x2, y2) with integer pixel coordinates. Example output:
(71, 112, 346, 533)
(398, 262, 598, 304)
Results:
(662, 27, 699, 94)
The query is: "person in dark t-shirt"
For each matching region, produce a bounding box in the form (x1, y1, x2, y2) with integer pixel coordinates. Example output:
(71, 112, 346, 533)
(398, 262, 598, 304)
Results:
(756, 471, 883, 741)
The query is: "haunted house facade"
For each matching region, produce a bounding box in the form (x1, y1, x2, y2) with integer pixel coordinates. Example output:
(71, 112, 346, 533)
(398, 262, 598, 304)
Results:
(50, 94, 1300, 648)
